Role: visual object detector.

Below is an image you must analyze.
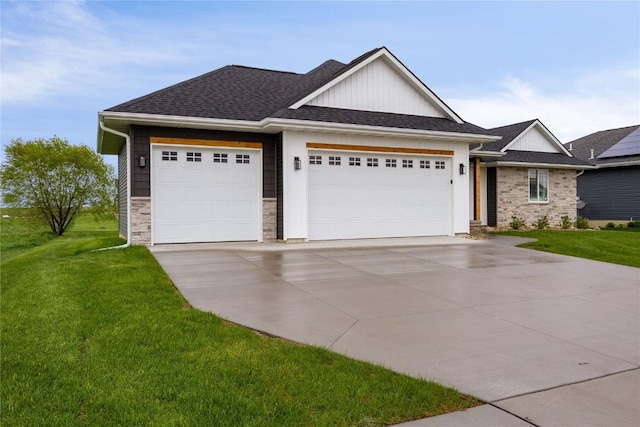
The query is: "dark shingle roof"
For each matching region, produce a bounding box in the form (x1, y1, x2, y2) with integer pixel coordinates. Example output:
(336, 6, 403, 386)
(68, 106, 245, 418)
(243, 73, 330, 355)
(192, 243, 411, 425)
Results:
(495, 150, 593, 167)
(271, 105, 490, 134)
(482, 119, 538, 151)
(564, 125, 640, 165)
(103, 47, 491, 136)
(105, 63, 340, 121)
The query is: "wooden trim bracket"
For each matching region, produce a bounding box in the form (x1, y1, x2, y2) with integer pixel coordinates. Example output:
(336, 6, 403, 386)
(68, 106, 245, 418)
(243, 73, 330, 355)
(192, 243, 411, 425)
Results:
(150, 137, 262, 149)
(306, 142, 454, 156)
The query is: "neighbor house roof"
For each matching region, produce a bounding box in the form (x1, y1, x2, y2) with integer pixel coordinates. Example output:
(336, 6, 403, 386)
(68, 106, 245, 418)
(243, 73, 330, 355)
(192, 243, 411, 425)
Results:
(471, 119, 592, 168)
(565, 125, 640, 167)
(98, 47, 499, 154)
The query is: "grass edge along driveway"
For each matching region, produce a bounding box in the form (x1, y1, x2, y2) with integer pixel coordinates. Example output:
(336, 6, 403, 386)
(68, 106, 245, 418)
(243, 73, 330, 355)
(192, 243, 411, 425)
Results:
(497, 229, 640, 268)
(1, 213, 479, 426)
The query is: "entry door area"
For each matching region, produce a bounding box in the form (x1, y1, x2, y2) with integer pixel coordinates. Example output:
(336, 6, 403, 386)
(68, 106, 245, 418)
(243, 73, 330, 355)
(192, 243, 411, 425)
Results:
(307, 151, 452, 240)
(151, 145, 261, 244)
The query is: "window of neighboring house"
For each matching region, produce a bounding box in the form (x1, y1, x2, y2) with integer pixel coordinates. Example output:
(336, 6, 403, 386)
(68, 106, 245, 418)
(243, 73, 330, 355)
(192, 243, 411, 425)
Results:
(529, 169, 548, 202)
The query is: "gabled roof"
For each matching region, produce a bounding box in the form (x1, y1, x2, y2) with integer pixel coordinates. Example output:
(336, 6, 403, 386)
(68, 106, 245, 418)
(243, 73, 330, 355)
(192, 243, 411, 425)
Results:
(99, 47, 498, 154)
(472, 119, 592, 169)
(565, 125, 640, 166)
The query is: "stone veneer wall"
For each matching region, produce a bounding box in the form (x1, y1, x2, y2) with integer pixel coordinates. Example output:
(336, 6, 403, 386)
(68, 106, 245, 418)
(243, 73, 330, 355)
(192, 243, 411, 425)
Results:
(131, 197, 151, 246)
(496, 167, 576, 228)
(263, 198, 277, 241)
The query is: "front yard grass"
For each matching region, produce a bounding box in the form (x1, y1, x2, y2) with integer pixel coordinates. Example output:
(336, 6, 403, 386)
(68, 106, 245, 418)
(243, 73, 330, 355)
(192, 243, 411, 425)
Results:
(496, 229, 640, 268)
(1, 211, 479, 426)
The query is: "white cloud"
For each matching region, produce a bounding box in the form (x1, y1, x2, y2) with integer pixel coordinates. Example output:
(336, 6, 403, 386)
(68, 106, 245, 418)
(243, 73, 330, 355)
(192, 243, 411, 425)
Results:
(0, 1, 192, 105)
(447, 65, 640, 142)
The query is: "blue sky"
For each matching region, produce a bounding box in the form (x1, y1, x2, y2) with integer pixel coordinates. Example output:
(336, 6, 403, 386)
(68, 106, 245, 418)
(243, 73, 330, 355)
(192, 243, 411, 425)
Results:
(2, 0, 639, 168)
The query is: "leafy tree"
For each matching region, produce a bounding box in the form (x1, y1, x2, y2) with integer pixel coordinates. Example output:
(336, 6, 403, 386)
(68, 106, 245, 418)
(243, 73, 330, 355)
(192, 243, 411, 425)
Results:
(1, 136, 115, 236)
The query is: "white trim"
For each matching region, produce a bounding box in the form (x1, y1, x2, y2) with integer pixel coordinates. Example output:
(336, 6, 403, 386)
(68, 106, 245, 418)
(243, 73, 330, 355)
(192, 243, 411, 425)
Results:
(469, 150, 505, 158)
(264, 118, 500, 142)
(99, 111, 501, 144)
(288, 48, 464, 124)
(501, 120, 572, 156)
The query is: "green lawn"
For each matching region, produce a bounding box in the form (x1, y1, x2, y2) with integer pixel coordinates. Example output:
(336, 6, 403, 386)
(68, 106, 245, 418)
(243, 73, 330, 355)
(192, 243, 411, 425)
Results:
(1, 211, 478, 426)
(496, 229, 640, 268)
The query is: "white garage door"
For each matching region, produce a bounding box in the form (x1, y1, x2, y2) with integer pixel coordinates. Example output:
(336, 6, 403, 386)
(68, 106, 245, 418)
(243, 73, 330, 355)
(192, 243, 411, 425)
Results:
(308, 151, 451, 240)
(152, 146, 261, 244)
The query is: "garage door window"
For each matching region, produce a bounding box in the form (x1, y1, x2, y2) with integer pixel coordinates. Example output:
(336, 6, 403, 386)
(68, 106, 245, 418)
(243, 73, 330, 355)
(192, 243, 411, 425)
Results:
(329, 156, 341, 165)
(367, 158, 378, 167)
(309, 155, 322, 165)
(420, 160, 431, 169)
(236, 154, 250, 164)
(402, 159, 413, 168)
(186, 152, 202, 162)
(349, 157, 361, 166)
(386, 159, 397, 168)
(161, 151, 178, 161)
(213, 153, 228, 163)
(435, 161, 445, 170)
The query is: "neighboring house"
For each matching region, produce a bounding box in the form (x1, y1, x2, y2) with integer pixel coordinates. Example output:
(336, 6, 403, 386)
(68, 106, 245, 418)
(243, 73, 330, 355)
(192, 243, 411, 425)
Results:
(564, 125, 640, 221)
(468, 119, 593, 228)
(97, 47, 501, 245)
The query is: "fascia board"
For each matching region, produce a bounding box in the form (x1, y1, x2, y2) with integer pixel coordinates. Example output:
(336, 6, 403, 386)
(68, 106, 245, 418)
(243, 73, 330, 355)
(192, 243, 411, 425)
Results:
(99, 111, 266, 132)
(265, 118, 501, 143)
(469, 150, 505, 158)
(500, 121, 537, 152)
(97, 111, 502, 144)
(289, 49, 464, 124)
(484, 160, 597, 170)
(595, 160, 640, 168)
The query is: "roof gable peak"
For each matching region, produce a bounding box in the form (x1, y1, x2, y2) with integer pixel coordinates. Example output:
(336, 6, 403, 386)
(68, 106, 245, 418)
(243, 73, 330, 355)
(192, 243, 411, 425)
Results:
(289, 47, 464, 123)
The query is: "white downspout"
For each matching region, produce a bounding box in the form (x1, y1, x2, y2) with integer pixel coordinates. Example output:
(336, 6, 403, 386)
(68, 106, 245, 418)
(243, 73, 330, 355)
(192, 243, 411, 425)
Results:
(98, 119, 132, 250)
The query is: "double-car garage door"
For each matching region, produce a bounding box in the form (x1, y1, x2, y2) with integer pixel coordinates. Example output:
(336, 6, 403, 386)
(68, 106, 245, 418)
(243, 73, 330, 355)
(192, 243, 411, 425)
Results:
(151, 143, 451, 244)
(308, 150, 451, 240)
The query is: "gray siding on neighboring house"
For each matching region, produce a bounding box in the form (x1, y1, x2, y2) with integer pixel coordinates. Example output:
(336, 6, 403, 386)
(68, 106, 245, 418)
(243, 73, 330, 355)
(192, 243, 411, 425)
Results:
(117, 144, 128, 238)
(577, 165, 640, 220)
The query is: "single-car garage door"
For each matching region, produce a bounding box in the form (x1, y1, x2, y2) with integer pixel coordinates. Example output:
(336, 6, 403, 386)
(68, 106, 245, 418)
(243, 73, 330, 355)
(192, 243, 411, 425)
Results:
(152, 145, 261, 244)
(308, 150, 451, 240)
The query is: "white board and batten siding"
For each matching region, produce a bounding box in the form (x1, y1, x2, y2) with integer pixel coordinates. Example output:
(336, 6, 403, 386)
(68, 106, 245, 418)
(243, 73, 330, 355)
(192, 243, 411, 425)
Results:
(307, 58, 447, 118)
(509, 126, 562, 153)
(151, 143, 262, 244)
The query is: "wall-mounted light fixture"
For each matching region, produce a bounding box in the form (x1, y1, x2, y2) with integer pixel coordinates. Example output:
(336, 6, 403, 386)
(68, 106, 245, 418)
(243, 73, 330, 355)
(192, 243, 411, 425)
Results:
(294, 156, 301, 170)
(459, 163, 466, 175)
(139, 156, 146, 168)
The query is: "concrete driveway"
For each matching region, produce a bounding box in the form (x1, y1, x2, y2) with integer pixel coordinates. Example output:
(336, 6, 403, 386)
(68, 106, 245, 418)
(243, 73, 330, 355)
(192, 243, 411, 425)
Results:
(151, 236, 640, 426)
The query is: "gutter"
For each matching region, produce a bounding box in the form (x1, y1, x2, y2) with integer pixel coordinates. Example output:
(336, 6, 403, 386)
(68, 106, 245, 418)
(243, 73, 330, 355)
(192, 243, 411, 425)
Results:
(99, 111, 503, 144)
(97, 119, 131, 250)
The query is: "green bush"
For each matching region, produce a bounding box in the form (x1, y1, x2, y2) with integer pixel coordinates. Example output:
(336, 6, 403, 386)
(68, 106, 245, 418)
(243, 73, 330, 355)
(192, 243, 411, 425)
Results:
(575, 216, 590, 229)
(627, 221, 640, 228)
(606, 222, 616, 229)
(510, 216, 526, 230)
(532, 215, 549, 230)
(561, 216, 573, 229)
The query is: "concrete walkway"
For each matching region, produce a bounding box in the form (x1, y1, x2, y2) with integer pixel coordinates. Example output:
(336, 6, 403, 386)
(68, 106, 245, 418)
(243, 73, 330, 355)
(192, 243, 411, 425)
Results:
(150, 237, 640, 426)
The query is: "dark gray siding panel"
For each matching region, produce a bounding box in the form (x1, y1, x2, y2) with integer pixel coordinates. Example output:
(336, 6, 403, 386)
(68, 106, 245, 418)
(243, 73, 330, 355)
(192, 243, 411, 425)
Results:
(130, 126, 277, 198)
(577, 165, 640, 220)
(118, 144, 128, 238)
(487, 167, 497, 227)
